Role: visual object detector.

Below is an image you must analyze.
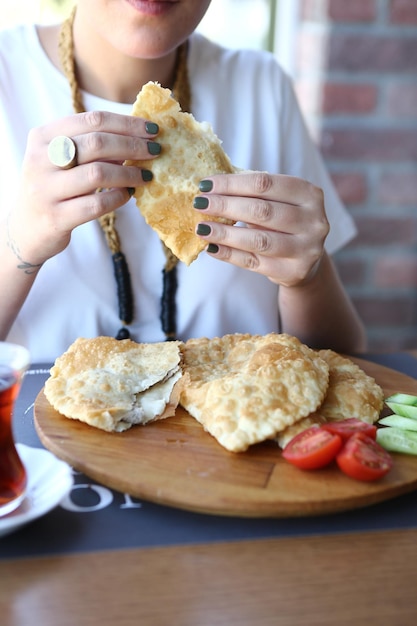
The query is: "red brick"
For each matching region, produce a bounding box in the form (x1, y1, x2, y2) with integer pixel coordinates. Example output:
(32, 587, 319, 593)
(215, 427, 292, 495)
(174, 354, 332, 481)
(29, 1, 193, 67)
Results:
(328, 34, 417, 72)
(386, 83, 417, 118)
(300, 0, 326, 21)
(354, 296, 416, 326)
(320, 128, 417, 161)
(328, 0, 377, 22)
(390, 0, 417, 24)
(297, 0, 417, 354)
(349, 216, 417, 246)
(330, 172, 368, 205)
(374, 255, 417, 288)
(322, 83, 377, 114)
(294, 81, 378, 117)
(301, 0, 376, 22)
(378, 172, 417, 205)
(333, 256, 366, 286)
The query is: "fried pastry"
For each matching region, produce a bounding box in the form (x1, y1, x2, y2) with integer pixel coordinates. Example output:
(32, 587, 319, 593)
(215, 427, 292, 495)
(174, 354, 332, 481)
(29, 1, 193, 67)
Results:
(125, 81, 236, 265)
(179, 333, 330, 452)
(317, 349, 384, 422)
(44, 336, 184, 432)
(276, 350, 384, 448)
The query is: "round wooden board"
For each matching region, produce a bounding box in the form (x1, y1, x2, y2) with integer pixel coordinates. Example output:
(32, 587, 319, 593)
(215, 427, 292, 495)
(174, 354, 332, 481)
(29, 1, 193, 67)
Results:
(34, 357, 417, 518)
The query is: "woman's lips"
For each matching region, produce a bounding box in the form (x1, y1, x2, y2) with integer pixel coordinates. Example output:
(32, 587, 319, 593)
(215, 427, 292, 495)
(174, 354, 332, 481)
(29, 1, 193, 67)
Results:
(125, 0, 178, 17)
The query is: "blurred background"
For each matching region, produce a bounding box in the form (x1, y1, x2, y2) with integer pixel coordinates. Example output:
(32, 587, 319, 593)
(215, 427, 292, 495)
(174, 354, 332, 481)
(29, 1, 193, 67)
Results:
(2, 0, 417, 352)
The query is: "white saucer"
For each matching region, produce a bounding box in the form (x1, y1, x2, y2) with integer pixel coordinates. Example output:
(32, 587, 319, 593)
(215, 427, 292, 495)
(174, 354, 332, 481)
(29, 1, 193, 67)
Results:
(0, 444, 73, 538)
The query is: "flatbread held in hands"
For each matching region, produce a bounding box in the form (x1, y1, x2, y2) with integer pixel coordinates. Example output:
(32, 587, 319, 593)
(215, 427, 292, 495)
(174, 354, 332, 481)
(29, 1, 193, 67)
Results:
(125, 81, 236, 265)
(44, 336, 184, 432)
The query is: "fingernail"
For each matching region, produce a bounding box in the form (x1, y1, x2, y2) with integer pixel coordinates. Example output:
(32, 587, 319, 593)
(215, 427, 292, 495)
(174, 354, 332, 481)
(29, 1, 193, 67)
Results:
(147, 141, 161, 155)
(207, 243, 219, 254)
(199, 179, 213, 193)
(145, 121, 159, 135)
(193, 196, 209, 209)
(196, 223, 211, 236)
(141, 169, 153, 182)
(127, 187, 135, 197)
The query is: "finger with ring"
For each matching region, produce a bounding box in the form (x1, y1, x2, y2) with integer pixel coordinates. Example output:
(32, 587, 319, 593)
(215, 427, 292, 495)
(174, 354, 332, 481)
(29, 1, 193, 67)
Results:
(48, 135, 78, 169)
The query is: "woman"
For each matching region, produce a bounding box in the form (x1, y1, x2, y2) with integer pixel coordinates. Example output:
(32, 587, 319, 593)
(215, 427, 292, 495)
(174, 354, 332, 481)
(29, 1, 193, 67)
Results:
(0, 0, 366, 362)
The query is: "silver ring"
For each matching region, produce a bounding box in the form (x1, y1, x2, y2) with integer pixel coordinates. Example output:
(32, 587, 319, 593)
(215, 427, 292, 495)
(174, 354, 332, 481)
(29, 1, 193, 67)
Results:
(47, 135, 78, 169)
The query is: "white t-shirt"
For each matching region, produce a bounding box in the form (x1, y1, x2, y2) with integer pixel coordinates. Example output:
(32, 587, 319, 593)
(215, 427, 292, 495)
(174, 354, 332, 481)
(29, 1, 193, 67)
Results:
(0, 24, 357, 362)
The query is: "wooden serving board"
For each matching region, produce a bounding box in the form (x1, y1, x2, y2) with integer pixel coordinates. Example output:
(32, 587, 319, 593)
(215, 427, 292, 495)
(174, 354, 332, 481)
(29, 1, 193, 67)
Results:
(34, 357, 417, 518)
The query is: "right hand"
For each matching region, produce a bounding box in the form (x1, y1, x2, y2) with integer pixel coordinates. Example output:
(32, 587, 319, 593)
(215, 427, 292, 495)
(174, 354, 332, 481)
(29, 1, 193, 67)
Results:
(7, 110, 160, 266)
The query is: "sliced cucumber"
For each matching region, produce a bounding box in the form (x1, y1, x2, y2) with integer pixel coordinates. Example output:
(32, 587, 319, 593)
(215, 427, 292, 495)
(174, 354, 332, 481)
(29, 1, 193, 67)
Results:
(385, 402, 417, 420)
(379, 415, 417, 431)
(385, 393, 417, 406)
(377, 427, 417, 455)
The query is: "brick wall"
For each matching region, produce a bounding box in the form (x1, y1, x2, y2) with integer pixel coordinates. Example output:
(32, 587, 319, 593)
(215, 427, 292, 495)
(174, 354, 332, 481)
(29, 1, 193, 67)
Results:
(294, 0, 417, 351)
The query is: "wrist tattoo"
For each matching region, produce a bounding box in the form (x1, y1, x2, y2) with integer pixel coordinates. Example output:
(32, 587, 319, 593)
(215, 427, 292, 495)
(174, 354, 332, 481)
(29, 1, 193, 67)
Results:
(7, 215, 43, 275)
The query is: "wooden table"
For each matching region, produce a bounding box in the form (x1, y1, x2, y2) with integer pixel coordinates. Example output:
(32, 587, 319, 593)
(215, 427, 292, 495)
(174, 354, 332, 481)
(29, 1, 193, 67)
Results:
(2, 353, 417, 626)
(1, 528, 416, 626)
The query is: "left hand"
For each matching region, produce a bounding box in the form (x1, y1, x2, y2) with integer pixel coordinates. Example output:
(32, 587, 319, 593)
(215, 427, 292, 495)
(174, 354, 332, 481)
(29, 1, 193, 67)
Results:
(194, 171, 330, 287)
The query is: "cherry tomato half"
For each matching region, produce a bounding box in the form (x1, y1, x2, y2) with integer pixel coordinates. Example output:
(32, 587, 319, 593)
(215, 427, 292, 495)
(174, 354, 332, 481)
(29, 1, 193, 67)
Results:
(321, 418, 377, 442)
(336, 432, 393, 482)
(282, 426, 343, 470)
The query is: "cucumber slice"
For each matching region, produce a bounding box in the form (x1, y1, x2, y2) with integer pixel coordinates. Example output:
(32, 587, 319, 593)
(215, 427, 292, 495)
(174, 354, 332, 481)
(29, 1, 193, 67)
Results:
(377, 427, 417, 455)
(385, 393, 417, 406)
(385, 402, 417, 420)
(379, 415, 417, 431)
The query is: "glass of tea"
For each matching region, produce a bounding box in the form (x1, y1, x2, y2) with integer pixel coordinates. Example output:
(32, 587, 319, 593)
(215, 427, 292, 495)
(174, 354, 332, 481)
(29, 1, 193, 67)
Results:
(0, 341, 30, 517)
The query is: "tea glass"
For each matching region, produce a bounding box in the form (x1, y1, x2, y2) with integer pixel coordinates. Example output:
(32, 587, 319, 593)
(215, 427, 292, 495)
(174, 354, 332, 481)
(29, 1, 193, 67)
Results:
(0, 341, 30, 516)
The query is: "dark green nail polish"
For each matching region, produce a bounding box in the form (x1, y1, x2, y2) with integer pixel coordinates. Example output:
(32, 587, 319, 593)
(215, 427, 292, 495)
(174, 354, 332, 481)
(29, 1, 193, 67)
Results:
(145, 121, 159, 135)
(193, 196, 209, 209)
(199, 179, 213, 193)
(127, 187, 135, 197)
(147, 141, 161, 155)
(207, 243, 219, 254)
(196, 223, 211, 236)
(141, 169, 153, 182)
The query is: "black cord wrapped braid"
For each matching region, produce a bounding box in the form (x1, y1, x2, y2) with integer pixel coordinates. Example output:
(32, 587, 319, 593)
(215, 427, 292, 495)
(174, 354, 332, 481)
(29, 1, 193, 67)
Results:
(96, 210, 134, 340)
(112, 251, 134, 339)
(160, 264, 178, 340)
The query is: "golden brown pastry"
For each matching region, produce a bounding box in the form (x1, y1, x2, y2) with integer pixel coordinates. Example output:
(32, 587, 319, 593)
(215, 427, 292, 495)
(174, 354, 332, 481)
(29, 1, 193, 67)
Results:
(276, 349, 384, 448)
(44, 336, 184, 432)
(44, 334, 383, 456)
(317, 349, 384, 423)
(125, 81, 236, 265)
(179, 333, 330, 452)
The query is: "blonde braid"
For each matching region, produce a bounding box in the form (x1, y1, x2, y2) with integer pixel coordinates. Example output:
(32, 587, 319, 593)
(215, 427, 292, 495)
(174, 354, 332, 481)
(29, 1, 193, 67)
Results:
(58, 6, 190, 339)
(59, 6, 121, 255)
